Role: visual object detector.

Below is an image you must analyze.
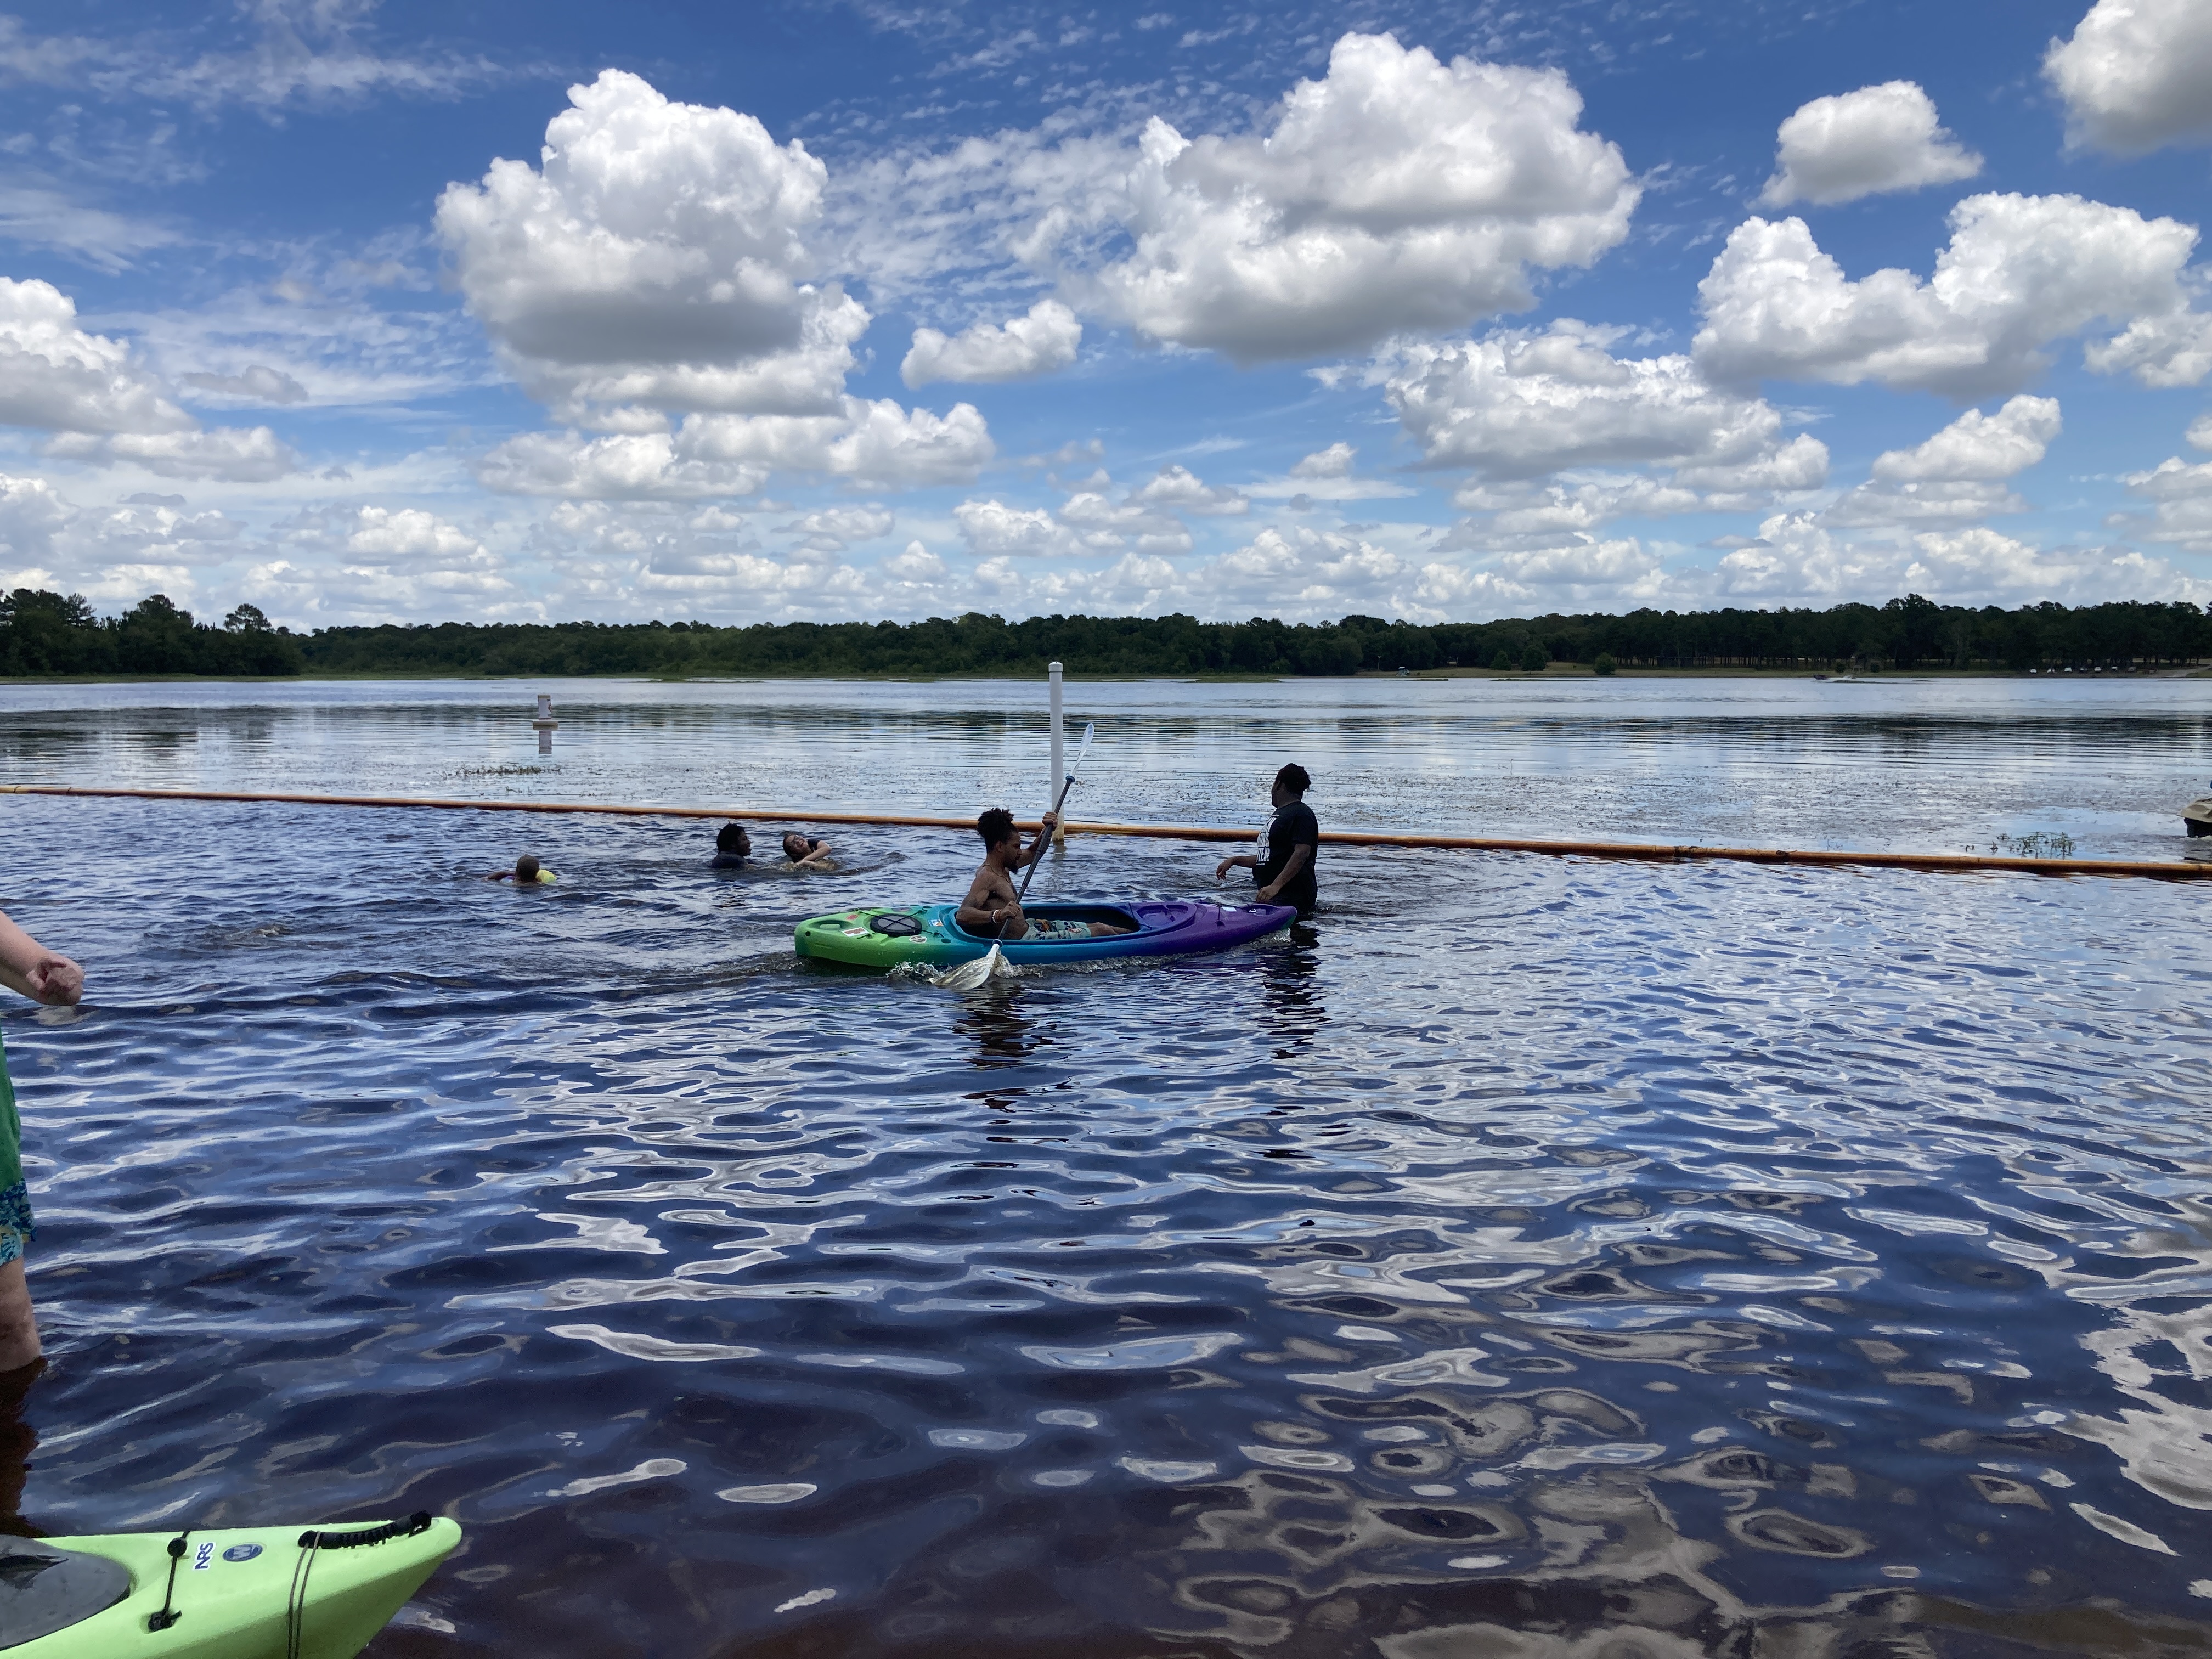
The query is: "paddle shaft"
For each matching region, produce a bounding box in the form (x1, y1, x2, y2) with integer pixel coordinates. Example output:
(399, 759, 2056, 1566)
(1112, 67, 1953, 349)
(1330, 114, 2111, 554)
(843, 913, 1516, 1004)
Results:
(1015, 725, 1093, 905)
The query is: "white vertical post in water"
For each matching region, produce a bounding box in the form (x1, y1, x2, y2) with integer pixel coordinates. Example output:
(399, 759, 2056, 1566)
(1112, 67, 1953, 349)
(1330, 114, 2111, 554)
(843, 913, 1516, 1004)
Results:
(533, 692, 558, 755)
(1047, 661, 1065, 847)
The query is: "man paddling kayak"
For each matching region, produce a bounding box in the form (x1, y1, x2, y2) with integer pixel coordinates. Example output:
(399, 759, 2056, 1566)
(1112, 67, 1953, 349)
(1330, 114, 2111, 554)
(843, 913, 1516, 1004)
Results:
(0, 908, 83, 1373)
(1217, 763, 1319, 917)
(956, 808, 1133, 941)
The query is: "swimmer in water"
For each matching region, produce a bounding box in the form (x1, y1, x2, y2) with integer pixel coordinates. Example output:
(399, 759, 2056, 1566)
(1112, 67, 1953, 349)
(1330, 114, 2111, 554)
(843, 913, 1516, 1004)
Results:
(782, 832, 833, 870)
(710, 824, 752, 868)
(488, 854, 556, 884)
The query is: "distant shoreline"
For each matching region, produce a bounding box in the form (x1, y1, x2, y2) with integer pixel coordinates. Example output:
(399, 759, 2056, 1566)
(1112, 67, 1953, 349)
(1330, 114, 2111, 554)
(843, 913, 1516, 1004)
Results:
(3, 666, 2207, 687)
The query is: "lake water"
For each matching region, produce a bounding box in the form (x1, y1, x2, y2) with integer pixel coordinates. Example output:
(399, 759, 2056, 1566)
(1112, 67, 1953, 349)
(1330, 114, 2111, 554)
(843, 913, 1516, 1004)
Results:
(1, 675, 2209, 1657)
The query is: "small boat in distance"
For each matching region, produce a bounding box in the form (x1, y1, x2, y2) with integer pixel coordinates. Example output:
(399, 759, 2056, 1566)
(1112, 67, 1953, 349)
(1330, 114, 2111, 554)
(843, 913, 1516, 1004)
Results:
(2183, 787, 2212, 838)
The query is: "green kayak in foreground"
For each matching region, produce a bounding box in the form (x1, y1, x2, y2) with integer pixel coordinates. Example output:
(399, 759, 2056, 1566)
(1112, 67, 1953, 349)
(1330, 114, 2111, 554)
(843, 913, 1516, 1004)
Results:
(3, 1511, 460, 1657)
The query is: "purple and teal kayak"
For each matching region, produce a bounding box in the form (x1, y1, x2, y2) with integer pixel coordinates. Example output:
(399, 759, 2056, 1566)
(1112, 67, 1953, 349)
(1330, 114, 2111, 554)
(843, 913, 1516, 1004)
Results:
(795, 899, 1296, 969)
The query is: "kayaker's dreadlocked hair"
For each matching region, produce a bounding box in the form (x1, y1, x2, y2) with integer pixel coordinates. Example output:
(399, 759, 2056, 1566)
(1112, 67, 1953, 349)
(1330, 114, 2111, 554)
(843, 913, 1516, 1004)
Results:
(978, 807, 1017, 848)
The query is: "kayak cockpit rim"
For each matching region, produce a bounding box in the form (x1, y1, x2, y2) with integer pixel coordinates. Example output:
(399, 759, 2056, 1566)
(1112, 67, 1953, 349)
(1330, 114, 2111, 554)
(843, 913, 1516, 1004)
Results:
(943, 902, 1149, 943)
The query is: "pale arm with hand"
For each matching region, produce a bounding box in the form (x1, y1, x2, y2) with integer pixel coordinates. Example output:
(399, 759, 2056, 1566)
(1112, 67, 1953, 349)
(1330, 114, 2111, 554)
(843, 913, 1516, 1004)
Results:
(0, 911, 82, 1007)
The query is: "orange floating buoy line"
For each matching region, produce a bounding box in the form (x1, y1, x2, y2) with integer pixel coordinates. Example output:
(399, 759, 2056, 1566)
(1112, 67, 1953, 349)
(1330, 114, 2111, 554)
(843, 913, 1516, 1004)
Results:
(2, 782, 2207, 882)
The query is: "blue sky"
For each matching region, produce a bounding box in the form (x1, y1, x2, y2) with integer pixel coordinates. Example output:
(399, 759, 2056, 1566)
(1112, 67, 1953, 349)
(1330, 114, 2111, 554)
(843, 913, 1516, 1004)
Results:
(1, 0, 2209, 628)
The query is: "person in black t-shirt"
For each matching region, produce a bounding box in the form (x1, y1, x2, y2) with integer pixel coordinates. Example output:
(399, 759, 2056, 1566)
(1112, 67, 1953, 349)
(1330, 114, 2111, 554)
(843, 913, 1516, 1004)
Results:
(1216, 763, 1318, 916)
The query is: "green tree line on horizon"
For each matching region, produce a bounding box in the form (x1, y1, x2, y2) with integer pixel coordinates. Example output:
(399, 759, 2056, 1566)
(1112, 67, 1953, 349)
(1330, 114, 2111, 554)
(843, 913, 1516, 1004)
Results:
(0, 590, 303, 677)
(4, 585, 2208, 679)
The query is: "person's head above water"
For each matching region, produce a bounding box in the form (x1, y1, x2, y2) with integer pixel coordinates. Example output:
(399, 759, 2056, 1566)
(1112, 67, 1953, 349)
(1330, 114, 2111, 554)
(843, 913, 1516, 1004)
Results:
(716, 823, 751, 855)
(514, 854, 542, 882)
(1272, 763, 1311, 805)
(782, 832, 815, 861)
(976, 807, 1019, 856)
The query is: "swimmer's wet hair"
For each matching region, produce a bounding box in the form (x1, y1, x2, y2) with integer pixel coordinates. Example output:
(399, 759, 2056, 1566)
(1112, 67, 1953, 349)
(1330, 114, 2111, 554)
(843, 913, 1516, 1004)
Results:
(715, 823, 748, 851)
(977, 807, 1017, 848)
(515, 854, 541, 878)
(1275, 763, 1311, 795)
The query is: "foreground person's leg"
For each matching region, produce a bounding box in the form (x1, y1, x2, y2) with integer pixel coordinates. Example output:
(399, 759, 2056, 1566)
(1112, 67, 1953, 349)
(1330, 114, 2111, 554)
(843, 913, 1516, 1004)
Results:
(0, 1257, 38, 1374)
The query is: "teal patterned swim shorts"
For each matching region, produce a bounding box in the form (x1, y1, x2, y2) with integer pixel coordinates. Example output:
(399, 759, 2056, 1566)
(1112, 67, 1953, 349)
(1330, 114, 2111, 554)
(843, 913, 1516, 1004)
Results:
(0, 1032, 26, 1267)
(0, 1183, 29, 1268)
(1020, 919, 1091, 941)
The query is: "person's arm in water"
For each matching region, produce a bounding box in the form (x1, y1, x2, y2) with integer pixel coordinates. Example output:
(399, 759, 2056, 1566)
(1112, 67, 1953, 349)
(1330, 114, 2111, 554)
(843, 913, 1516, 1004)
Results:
(795, 839, 834, 869)
(0, 910, 82, 1007)
(1255, 843, 1311, 906)
(1215, 853, 1256, 881)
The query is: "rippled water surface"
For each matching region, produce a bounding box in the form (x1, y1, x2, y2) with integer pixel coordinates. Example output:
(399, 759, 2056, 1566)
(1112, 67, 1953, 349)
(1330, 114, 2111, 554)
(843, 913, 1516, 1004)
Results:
(3, 678, 2211, 1657)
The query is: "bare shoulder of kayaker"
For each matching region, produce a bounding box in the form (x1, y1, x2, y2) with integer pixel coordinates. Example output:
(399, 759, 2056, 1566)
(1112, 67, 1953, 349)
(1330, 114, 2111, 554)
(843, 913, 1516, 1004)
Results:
(956, 860, 1013, 924)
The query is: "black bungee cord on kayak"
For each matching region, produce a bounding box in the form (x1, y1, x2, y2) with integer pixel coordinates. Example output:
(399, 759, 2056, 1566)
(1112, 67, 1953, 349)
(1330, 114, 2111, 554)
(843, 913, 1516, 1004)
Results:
(286, 1513, 435, 1658)
(147, 1529, 189, 1630)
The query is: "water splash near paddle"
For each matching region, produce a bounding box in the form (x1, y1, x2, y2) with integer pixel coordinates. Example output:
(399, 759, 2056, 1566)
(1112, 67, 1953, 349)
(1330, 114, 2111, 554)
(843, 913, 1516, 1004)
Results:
(924, 942, 1011, 991)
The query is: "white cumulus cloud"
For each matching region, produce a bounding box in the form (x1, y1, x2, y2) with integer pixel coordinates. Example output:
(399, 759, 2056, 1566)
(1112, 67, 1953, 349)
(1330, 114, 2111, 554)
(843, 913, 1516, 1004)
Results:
(1384, 321, 1814, 482)
(46, 425, 296, 482)
(953, 498, 1087, 558)
(0, 275, 193, 434)
(1872, 395, 2063, 482)
(1695, 195, 2212, 397)
(345, 506, 487, 563)
(1717, 511, 2210, 605)
(0, 276, 299, 481)
(436, 69, 843, 419)
(1127, 464, 1247, 516)
(1291, 443, 1356, 480)
(1076, 32, 1638, 363)
(2046, 0, 2212, 155)
(2118, 454, 2212, 552)
(478, 399, 991, 500)
(1759, 81, 1982, 207)
(1825, 397, 2064, 531)
(954, 463, 1248, 559)
(901, 298, 1080, 387)
(779, 504, 895, 552)
(0, 472, 76, 573)
(441, 69, 992, 499)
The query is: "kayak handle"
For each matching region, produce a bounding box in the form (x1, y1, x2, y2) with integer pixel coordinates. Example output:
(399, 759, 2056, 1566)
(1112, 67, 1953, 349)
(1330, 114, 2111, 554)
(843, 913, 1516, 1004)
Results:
(296, 1510, 435, 1551)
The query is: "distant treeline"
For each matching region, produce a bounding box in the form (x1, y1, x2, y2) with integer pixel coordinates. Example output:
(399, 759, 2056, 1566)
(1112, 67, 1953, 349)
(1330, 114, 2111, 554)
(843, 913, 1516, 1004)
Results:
(4, 588, 2208, 679)
(0, 590, 303, 676)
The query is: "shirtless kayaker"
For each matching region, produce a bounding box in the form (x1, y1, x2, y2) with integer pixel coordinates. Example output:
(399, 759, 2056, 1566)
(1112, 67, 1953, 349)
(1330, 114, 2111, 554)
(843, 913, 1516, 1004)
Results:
(956, 808, 1131, 940)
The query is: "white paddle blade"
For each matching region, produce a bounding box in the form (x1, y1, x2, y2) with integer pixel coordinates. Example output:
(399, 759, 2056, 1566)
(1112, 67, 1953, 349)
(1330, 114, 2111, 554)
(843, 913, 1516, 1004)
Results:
(929, 942, 1004, 991)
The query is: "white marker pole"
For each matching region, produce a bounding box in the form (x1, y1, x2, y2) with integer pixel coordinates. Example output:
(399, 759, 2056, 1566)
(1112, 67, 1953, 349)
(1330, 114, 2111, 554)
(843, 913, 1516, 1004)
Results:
(1048, 661, 1065, 847)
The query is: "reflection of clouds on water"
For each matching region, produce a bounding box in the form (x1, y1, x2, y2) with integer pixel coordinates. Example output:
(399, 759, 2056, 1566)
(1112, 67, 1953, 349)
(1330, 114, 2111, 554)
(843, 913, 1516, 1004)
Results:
(2040, 1200, 2212, 1526)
